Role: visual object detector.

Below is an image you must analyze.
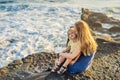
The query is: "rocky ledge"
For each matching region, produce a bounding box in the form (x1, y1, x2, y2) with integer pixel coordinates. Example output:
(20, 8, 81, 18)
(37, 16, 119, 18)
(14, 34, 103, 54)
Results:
(81, 8, 120, 41)
(0, 8, 120, 80)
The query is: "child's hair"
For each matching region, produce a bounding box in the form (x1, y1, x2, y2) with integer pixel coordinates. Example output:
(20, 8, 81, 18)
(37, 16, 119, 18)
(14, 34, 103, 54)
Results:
(74, 20, 97, 55)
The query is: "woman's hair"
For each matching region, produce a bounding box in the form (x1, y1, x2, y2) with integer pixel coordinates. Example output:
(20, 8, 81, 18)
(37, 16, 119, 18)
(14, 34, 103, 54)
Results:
(75, 20, 97, 55)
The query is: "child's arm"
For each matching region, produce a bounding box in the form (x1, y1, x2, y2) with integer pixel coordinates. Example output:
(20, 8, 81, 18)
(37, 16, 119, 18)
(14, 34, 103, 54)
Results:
(62, 46, 71, 53)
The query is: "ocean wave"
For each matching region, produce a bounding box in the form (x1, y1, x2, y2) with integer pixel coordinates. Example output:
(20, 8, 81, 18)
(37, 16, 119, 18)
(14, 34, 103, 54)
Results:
(0, 0, 14, 4)
(0, 5, 29, 12)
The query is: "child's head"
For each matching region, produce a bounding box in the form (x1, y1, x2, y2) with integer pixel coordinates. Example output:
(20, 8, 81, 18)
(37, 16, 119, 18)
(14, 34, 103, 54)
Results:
(67, 28, 77, 40)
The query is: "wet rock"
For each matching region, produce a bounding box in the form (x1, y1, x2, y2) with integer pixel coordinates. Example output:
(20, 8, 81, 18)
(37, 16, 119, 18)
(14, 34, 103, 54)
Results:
(108, 26, 120, 32)
(13, 60, 23, 65)
(0, 67, 9, 74)
(92, 21, 103, 31)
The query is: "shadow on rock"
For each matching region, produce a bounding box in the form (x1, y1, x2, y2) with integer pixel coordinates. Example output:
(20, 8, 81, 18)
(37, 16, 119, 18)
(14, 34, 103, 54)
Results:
(45, 72, 75, 80)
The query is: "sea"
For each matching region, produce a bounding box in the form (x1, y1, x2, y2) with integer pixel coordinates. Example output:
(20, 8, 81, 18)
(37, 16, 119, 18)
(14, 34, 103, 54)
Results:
(0, 0, 120, 68)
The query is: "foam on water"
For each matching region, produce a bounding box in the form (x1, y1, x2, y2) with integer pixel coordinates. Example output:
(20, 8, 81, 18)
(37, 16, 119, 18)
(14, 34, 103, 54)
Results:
(0, 0, 120, 68)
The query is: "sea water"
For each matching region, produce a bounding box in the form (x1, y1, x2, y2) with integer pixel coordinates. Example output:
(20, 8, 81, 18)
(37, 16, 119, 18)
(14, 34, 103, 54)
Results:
(0, 0, 120, 68)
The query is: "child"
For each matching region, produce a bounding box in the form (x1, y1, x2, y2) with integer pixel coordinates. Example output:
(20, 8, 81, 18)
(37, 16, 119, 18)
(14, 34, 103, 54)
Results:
(51, 27, 80, 74)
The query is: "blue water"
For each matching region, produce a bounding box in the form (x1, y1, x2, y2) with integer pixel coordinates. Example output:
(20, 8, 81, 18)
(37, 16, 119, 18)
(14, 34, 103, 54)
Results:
(0, 0, 120, 68)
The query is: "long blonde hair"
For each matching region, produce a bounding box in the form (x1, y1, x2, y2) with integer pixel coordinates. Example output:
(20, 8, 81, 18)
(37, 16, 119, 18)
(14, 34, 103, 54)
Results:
(75, 20, 97, 56)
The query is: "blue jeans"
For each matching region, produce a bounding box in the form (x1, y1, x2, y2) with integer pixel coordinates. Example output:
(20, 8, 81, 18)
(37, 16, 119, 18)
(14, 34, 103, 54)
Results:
(67, 52, 95, 74)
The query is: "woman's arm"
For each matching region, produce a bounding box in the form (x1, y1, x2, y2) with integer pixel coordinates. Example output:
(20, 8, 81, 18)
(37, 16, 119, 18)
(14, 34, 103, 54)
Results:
(60, 45, 81, 59)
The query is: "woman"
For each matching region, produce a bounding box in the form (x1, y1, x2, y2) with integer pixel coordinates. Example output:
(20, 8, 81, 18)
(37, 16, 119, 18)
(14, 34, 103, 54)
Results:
(59, 20, 98, 74)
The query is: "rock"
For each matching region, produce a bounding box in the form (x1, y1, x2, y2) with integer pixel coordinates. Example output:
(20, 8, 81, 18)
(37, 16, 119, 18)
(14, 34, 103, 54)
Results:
(93, 34, 116, 42)
(108, 26, 120, 32)
(0, 67, 9, 74)
(81, 8, 120, 25)
(88, 13, 108, 23)
(81, 8, 120, 41)
(92, 21, 103, 31)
